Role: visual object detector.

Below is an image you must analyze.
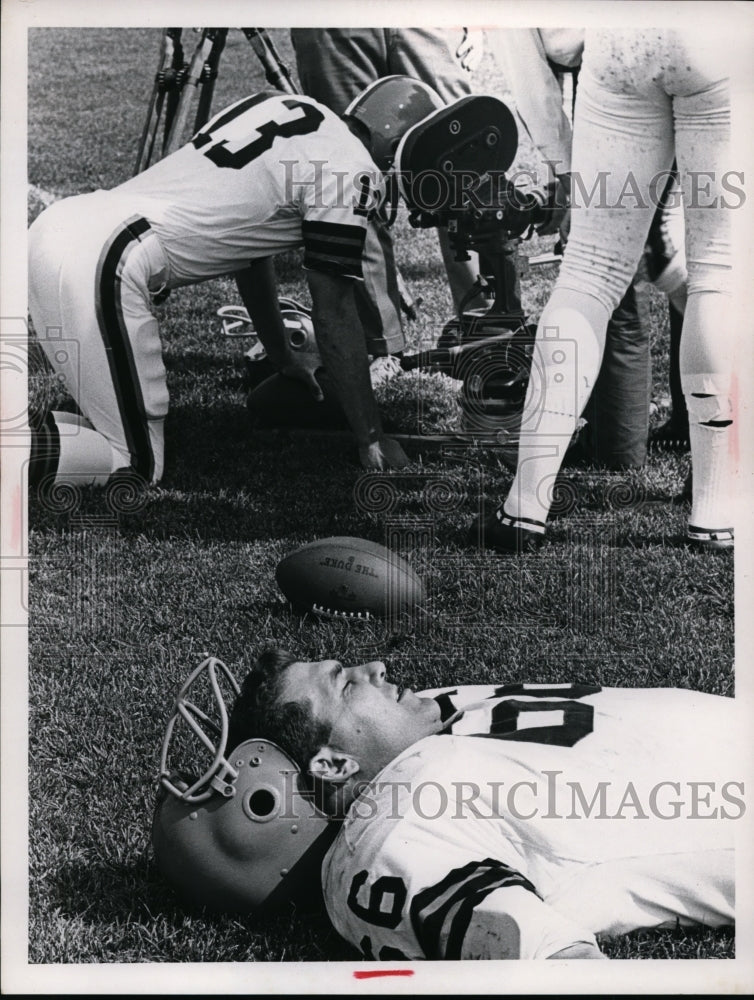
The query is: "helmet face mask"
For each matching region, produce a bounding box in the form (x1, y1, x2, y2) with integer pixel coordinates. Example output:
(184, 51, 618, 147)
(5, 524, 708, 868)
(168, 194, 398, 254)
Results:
(153, 658, 336, 913)
(343, 75, 446, 174)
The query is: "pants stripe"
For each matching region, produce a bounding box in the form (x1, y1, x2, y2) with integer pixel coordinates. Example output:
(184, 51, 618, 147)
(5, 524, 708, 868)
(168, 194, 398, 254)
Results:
(94, 216, 154, 481)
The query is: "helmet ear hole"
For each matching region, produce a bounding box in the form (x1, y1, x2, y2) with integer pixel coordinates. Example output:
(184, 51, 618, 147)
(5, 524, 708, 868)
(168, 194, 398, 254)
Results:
(154, 733, 335, 912)
(244, 785, 280, 821)
(288, 328, 308, 350)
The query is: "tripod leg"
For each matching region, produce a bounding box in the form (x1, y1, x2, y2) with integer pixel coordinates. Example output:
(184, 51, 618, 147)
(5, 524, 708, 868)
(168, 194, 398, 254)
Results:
(160, 29, 186, 157)
(163, 29, 219, 155)
(134, 30, 175, 174)
(242, 28, 299, 94)
(193, 29, 227, 131)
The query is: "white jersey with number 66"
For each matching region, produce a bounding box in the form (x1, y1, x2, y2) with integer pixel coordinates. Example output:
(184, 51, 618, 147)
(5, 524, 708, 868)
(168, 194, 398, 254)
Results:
(322, 684, 740, 960)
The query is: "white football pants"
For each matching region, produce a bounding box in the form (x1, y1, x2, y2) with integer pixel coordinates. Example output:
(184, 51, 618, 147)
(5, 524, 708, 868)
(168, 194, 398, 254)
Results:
(507, 28, 735, 531)
(29, 193, 171, 484)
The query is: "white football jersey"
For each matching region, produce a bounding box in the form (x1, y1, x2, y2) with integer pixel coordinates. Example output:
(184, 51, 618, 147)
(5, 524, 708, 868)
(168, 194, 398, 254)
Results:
(110, 92, 384, 286)
(322, 685, 741, 960)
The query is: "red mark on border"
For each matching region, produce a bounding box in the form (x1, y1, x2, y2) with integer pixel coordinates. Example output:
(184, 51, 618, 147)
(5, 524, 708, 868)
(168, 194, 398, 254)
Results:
(353, 969, 414, 979)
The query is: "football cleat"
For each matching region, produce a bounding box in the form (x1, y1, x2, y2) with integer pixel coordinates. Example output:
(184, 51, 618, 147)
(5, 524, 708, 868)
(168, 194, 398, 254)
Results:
(648, 416, 690, 453)
(343, 76, 445, 174)
(468, 509, 546, 553)
(686, 524, 734, 552)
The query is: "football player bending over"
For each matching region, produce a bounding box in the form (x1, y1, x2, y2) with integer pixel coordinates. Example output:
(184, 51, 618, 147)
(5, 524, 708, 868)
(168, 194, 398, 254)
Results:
(28, 78, 445, 488)
(154, 652, 738, 961)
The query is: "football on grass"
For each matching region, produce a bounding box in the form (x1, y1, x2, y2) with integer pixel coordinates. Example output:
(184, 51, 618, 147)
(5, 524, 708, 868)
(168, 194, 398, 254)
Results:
(276, 536, 425, 620)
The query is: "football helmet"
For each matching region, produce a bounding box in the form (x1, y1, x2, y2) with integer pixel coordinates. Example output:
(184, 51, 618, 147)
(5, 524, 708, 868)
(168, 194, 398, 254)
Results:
(234, 297, 323, 391)
(221, 297, 322, 370)
(278, 297, 322, 380)
(152, 657, 337, 912)
(343, 75, 445, 173)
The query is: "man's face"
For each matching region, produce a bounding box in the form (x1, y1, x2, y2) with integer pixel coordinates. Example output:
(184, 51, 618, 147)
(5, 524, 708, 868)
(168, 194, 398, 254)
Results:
(279, 659, 442, 777)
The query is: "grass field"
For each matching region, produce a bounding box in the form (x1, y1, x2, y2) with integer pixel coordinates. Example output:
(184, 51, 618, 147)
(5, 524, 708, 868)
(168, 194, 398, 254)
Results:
(24, 27, 735, 970)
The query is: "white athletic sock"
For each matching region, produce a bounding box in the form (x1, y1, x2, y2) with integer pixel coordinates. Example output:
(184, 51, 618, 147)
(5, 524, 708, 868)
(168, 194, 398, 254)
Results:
(52, 411, 126, 486)
(683, 377, 734, 531)
(504, 288, 609, 523)
(679, 291, 735, 533)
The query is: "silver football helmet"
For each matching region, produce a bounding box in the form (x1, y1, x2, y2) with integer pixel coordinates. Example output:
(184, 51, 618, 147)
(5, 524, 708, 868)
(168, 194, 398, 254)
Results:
(343, 75, 445, 173)
(153, 657, 336, 912)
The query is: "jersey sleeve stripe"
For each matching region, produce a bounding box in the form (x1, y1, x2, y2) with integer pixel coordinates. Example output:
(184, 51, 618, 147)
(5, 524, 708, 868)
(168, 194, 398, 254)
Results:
(302, 220, 367, 240)
(416, 869, 517, 958)
(410, 859, 538, 959)
(302, 220, 367, 280)
(302, 253, 364, 280)
(303, 234, 365, 257)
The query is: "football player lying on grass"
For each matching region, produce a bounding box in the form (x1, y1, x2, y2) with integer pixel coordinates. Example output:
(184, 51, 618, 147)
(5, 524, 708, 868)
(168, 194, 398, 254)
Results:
(27, 79, 447, 489)
(155, 652, 738, 961)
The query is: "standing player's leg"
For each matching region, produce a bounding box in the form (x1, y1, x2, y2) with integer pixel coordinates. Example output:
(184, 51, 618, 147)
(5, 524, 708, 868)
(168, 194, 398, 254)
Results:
(474, 48, 674, 547)
(28, 196, 170, 488)
(580, 147, 690, 472)
(290, 29, 388, 117)
(673, 74, 734, 547)
(645, 168, 691, 451)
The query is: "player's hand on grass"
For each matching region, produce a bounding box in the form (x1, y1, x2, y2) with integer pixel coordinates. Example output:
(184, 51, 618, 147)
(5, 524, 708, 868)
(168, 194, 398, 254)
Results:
(359, 436, 410, 470)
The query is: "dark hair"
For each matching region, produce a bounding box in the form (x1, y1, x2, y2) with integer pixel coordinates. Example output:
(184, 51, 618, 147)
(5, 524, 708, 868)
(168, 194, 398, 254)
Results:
(227, 648, 332, 770)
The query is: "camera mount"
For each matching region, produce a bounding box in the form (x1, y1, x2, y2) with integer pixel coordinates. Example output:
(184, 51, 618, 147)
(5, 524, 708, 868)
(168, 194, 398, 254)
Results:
(395, 95, 552, 436)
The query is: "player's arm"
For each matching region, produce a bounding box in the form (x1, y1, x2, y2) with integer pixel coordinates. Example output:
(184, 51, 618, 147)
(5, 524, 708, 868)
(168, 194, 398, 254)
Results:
(306, 269, 408, 469)
(459, 881, 605, 960)
(234, 259, 323, 400)
(407, 857, 602, 960)
(487, 28, 577, 235)
(487, 28, 576, 176)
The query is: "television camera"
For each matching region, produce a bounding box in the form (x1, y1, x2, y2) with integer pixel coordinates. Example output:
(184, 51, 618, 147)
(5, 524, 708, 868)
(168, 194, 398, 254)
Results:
(395, 95, 556, 437)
